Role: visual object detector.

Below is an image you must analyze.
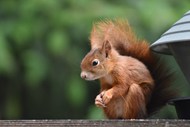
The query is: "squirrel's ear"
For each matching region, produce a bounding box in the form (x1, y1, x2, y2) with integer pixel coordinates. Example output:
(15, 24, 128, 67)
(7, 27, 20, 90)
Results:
(102, 40, 111, 58)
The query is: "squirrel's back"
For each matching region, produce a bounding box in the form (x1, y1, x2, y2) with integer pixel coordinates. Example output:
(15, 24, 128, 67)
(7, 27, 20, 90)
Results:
(90, 19, 178, 116)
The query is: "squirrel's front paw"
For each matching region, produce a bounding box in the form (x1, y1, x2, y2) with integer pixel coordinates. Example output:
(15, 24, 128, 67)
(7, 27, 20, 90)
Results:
(95, 90, 113, 108)
(102, 90, 112, 105)
(95, 91, 106, 108)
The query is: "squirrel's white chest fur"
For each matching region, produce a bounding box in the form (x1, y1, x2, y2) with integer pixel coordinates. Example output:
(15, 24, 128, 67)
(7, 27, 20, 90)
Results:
(104, 74, 113, 85)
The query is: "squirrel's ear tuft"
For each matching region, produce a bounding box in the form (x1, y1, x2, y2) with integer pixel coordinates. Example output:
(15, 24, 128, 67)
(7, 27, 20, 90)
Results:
(102, 40, 112, 58)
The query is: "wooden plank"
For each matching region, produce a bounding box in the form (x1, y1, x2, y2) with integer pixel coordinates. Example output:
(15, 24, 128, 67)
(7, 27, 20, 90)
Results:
(0, 119, 190, 127)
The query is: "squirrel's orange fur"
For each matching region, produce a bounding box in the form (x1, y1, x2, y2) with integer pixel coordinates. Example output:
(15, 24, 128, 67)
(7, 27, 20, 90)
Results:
(80, 20, 177, 119)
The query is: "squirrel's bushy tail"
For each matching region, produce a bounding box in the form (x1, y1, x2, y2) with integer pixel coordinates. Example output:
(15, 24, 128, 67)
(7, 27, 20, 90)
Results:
(124, 40, 178, 115)
(91, 19, 178, 116)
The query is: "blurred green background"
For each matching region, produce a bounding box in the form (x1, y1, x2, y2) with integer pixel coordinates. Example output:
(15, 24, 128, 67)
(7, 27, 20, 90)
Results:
(0, 0, 190, 119)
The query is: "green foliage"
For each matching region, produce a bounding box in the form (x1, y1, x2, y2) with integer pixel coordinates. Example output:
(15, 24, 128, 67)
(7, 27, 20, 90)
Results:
(0, 34, 15, 74)
(67, 77, 87, 107)
(0, 0, 190, 119)
(22, 50, 49, 87)
(47, 30, 69, 56)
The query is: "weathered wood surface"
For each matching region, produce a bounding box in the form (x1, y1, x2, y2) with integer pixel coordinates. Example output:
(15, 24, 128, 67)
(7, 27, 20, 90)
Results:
(0, 119, 190, 127)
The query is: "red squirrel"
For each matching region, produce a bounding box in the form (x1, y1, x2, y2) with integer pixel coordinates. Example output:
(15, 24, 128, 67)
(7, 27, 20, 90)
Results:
(80, 20, 177, 119)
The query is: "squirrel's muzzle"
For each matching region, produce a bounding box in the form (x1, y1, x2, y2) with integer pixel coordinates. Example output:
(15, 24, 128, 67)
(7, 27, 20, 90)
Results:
(81, 71, 87, 79)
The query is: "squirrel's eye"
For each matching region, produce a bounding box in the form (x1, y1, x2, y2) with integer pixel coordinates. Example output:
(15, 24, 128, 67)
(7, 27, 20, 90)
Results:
(92, 59, 100, 66)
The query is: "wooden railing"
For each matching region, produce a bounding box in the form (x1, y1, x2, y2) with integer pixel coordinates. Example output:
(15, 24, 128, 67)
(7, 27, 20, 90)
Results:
(0, 119, 190, 127)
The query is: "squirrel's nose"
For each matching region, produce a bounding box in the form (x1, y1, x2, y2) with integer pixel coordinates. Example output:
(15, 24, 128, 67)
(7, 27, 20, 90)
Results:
(81, 72, 87, 79)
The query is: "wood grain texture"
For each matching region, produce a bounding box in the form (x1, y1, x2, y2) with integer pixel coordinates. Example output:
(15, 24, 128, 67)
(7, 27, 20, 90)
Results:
(0, 119, 190, 127)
